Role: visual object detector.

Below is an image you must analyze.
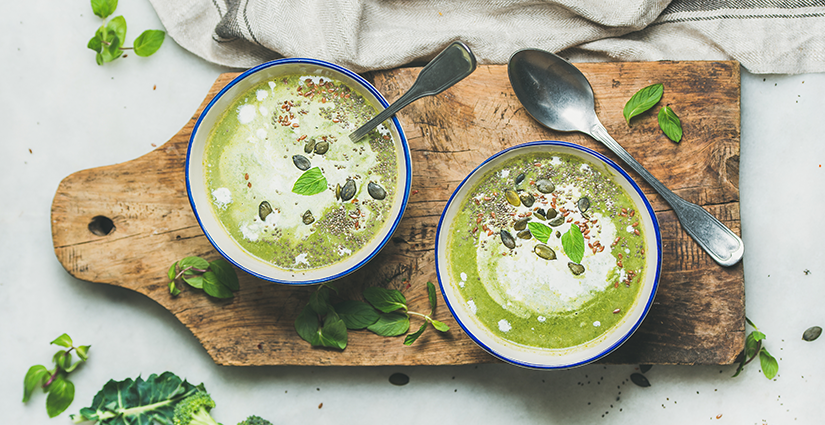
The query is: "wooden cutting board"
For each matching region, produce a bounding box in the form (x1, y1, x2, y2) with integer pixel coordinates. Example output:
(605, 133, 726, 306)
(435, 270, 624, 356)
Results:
(51, 61, 744, 366)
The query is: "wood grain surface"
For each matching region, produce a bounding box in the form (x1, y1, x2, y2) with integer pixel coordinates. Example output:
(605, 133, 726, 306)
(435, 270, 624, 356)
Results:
(51, 61, 744, 366)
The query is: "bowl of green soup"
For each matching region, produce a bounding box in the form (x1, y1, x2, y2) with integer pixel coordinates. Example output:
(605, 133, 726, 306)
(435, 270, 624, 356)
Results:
(187, 58, 411, 285)
(436, 141, 661, 369)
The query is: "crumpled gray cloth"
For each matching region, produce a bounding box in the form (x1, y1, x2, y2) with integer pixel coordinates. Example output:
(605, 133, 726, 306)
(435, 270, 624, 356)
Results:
(149, 0, 825, 74)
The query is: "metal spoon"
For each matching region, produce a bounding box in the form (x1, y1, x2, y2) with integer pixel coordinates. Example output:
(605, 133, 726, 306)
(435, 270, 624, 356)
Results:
(507, 48, 743, 267)
(349, 41, 477, 142)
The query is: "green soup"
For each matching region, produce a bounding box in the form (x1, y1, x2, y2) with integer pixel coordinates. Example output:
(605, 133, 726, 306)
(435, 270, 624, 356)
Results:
(204, 74, 398, 271)
(447, 152, 647, 349)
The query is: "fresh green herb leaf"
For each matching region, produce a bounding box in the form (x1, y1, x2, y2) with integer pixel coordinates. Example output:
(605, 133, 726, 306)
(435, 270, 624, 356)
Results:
(334, 300, 379, 330)
(751, 331, 767, 342)
(180, 256, 210, 270)
(75, 345, 90, 362)
(202, 271, 234, 299)
(23, 365, 49, 402)
(317, 312, 348, 349)
(527, 221, 553, 244)
(182, 274, 204, 289)
(364, 287, 408, 313)
(51, 333, 73, 348)
(368, 312, 410, 337)
(106, 16, 127, 47)
(292, 167, 328, 196)
(133, 30, 165, 57)
(404, 323, 428, 346)
(70, 372, 202, 424)
(295, 304, 321, 346)
(658, 105, 683, 142)
(760, 349, 779, 380)
(87, 35, 103, 53)
(46, 375, 74, 418)
(561, 225, 585, 264)
(427, 281, 438, 313)
(167, 262, 177, 281)
(209, 259, 239, 291)
(623, 83, 663, 124)
(168, 281, 181, 296)
(91, 0, 118, 19)
(431, 319, 450, 332)
(308, 286, 333, 315)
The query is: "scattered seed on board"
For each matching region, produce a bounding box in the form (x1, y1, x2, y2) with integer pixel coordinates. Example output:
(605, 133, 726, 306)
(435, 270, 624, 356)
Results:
(803, 326, 822, 341)
(630, 373, 651, 387)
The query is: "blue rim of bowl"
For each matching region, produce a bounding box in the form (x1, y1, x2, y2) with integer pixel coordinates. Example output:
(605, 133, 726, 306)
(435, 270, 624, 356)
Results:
(435, 140, 662, 369)
(186, 58, 412, 285)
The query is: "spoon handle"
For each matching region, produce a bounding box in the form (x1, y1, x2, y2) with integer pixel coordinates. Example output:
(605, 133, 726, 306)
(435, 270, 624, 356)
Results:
(349, 41, 477, 142)
(590, 121, 744, 267)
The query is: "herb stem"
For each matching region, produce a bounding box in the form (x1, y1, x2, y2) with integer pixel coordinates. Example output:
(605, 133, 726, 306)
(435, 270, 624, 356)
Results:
(407, 311, 429, 320)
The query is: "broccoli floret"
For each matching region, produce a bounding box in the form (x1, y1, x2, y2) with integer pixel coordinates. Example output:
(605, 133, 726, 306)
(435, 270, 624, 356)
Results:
(173, 391, 220, 425)
(237, 415, 273, 425)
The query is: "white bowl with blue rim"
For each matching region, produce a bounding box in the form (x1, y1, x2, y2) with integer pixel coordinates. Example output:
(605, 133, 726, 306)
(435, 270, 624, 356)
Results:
(186, 58, 411, 285)
(435, 141, 661, 369)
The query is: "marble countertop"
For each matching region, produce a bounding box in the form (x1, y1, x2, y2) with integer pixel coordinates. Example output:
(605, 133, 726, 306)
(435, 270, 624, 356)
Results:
(3, 2, 823, 424)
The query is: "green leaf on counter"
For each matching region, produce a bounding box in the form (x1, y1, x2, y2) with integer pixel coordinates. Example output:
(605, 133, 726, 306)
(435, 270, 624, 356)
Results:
(46, 375, 74, 418)
(202, 271, 233, 299)
(23, 365, 50, 402)
(317, 312, 348, 349)
(368, 312, 410, 337)
(364, 287, 407, 313)
(209, 258, 239, 291)
(295, 304, 321, 346)
(658, 105, 683, 142)
(292, 167, 328, 196)
(431, 319, 450, 332)
(334, 300, 379, 330)
(760, 349, 779, 380)
(134, 30, 165, 57)
(51, 333, 73, 348)
(23, 334, 89, 417)
(91, 0, 118, 19)
(623, 83, 663, 124)
(404, 323, 428, 346)
(427, 281, 438, 312)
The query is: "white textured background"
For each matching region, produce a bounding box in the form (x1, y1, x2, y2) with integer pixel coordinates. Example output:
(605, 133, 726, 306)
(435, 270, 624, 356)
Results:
(2, 1, 823, 424)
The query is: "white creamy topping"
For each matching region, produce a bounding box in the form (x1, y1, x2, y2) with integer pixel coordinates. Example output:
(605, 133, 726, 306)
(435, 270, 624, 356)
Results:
(295, 253, 309, 265)
(212, 188, 232, 209)
(467, 300, 477, 314)
(237, 104, 257, 124)
(593, 321, 601, 327)
(256, 89, 268, 101)
(498, 319, 512, 332)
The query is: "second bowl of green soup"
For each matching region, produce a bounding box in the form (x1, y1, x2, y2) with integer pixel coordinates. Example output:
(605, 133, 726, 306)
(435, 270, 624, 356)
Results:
(187, 59, 411, 285)
(436, 141, 661, 369)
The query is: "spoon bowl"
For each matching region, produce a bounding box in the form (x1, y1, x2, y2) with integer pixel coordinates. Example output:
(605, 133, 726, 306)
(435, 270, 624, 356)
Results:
(508, 49, 744, 267)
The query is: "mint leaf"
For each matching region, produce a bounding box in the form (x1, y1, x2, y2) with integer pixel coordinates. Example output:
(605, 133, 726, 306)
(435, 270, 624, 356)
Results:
(133, 30, 165, 57)
(760, 349, 779, 380)
(317, 312, 348, 350)
(427, 281, 437, 313)
(295, 305, 321, 346)
(106, 16, 127, 49)
(404, 323, 428, 346)
(182, 274, 204, 289)
(51, 334, 73, 348)
(623, 83, 663, 124)
(180, 256, 209, 270)
(87, 35, 103, 53)
(292, 167, 328, 196)
(527, 221, 553, 244)
(431, 319, 450, 332)
(202, 271, 233, 298)
(209, 258, 239, 291)
(658, 105, 683, 142)
(91, 0, 118, 19)
(308, 287, 333, 316)
(75, 345, 91, 362)
(368, 312, 410, 337)
(561, 225, 585, 264)
(364, 287, 407, 313)
(23, 365, 50, 402)
(334, 300, 379, 330)
(45, 375, 74, 418)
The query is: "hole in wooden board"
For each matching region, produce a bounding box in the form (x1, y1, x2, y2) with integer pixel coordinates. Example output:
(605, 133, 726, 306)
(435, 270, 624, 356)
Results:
(88, 215, 115, 236)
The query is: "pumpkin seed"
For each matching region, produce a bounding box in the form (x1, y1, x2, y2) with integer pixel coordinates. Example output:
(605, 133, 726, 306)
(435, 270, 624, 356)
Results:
(514, 172, 525, 186)
(534, 208, 546, 221)
(302, 210, 315, 225)
(519, 192, 535, 207)
(292, 154, 311, 170)
(548, 215, 565, 227)
(340, 179, 356, 201)
(536, 179, 555, 194)
(568, 262, 585, 275)
(505, 189, 520, 207)
(517, 229, 532, 240)
(534, 244, 556, 260)
(500, 230, 516, 249)
(513, 217, 530, 231)
(304, 138, 316, 153)
(259, 201, 273, 221)
(803, 326, 822, 341)
(367, 182, 386, 200)
(335, 183, 341, 200)
(630, 373, 650, 387)
(545, 208, 558, 219)
(639, 364, 653, 374)
(577, 196, 591, 213)
(314, 140, 330, 154)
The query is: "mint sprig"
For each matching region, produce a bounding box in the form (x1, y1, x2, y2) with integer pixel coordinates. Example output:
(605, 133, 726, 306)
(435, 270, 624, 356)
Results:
(23, 334, 90, 418)
(733, 318, 779, 380)
(658, 105, 683, 143)
(561, 225, 585, 264)
(87, 0, 165, 65)
(527, 221, 553, 244)
(168, 256, 240, 299)
(623, 83, 663, 124)
(294, 282, 449, 349)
